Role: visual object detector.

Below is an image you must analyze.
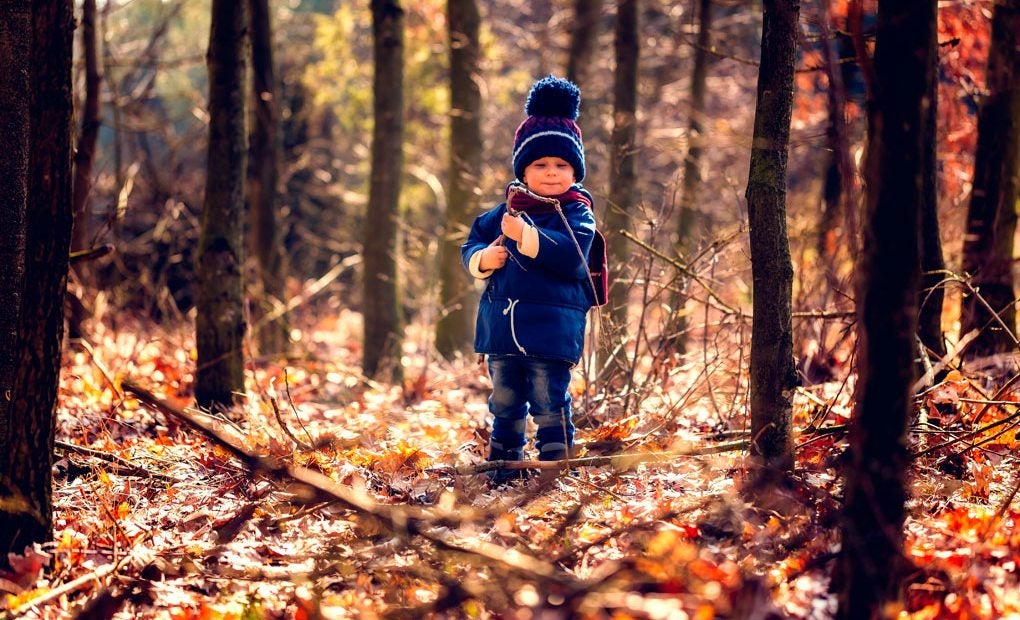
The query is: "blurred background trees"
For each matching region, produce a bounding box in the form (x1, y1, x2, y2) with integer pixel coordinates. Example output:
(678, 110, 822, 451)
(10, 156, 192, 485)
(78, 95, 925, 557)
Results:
(58, 0, 1001, 366)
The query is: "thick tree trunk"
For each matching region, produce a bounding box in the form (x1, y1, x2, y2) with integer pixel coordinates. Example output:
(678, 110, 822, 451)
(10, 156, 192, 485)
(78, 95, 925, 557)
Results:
(195, 0, 248, 411)
(1, 0, 74, 557)
(837, 2, 933, 617)
(745, 0, 799, 469)
(363, 0, 405, 381)
(0, 1, 30, 461)
(247, 0, 288, 355)
(436, 0, 481, 359)
(605, 0, 639, 331)
(960, 0, 1020, 358)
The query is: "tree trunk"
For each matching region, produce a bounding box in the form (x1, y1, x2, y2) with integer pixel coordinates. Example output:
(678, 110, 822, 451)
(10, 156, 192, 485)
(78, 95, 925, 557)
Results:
(0, 0, 31, 501)
(1, 0, 74, 557)
(566, 0, 603, 89)
(363, 0, 405, 381)
(960, 0, 1020, 358)
(67, 0, 101, 340)
(670, 0, 713, 351)
(677, 0, 712, 250)
(71, 0, 100, 262)
(745, 0, 799, 470)
(837, 2, 933, 617)
(605, 0, 639, 336)
(436, 0, 481, 359)
(566, 0, 606, 197)
(815, 3, 856, 268)
(918, 6, 946, 359)
(195, 0, 248, 411)
(247, 0, 289, 355)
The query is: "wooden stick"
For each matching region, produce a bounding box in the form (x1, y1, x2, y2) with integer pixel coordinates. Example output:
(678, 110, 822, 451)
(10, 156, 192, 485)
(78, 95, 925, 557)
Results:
(5, 535, 147, 617)
(447, 440, 749, 476)
(54, 440, 175, 482)
(69, 243, 114, 264)
(121, 380, 577, 586)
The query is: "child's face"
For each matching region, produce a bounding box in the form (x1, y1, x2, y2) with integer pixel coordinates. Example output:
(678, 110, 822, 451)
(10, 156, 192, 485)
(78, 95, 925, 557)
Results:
(522, 157, 575, 196)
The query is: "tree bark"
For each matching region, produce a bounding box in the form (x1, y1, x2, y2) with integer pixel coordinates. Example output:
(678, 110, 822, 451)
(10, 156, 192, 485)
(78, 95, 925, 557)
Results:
(918, 4, 946, 359)
(67, 0, 101, 339)
(960, 0, 1020, 358)
(815, 3, 857, 263)
(566, 0, 603, 89)
(837, 1, 933, 617)
(677, 0, 712, 251)
(195, 0, 249, 410)
(745, 0, 799, 470)
(363, 0, 405, 381)
(436, 0, 481, 359)
(0, 0, 31, 493)
(247, 0, 288, 355)
(605, 0, 639, 332)
(71, 0, 100, 265)
(1, 0, 74, 557)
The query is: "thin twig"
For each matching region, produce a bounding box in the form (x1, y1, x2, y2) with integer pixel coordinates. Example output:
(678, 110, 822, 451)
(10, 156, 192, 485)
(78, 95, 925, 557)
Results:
(283, 369, 315, 446)
(269, 391, 312, 450)
(970, 369, 1020, 427)
(621, 230, 737, 315)
(913, 408, 1020, 459)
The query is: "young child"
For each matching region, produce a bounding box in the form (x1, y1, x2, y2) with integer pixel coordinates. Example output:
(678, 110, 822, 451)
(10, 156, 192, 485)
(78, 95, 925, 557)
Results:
(461, 76, 598, 483)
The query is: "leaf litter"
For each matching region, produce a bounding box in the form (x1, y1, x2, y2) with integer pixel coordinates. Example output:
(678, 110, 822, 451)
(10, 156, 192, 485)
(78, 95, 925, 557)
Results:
(2, 314, 1019, 619)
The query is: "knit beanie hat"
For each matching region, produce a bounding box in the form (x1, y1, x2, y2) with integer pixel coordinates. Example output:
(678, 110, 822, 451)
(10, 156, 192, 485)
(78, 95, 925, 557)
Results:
(512, 76, 586, 183)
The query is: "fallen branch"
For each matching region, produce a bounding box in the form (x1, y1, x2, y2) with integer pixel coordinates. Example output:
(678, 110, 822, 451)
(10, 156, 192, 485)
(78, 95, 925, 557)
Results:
(54, 440, 175, 482)
(121, 380, 577, 586)
(3, 534, 147, 619)
(446, 440, 749, 476)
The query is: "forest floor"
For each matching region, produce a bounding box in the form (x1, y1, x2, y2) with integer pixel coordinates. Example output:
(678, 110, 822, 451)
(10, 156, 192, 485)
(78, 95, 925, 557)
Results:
(2, 311, 1020, 619)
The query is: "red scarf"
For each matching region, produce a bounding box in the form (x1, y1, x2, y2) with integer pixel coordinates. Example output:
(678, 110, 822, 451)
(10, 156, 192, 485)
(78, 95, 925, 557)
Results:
(505, 183, 591, 215)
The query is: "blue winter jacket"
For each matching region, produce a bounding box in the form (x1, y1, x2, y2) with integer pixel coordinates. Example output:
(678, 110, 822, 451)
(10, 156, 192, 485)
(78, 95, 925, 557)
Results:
(461, 185, 596, 364)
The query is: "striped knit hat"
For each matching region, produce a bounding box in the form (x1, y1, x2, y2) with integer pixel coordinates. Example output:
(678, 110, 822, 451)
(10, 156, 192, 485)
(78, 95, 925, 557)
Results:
(512, 76, 586, 182)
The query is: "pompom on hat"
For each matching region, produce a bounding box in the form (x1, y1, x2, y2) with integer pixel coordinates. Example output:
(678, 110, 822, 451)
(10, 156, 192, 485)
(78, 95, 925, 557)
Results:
(512, 76, 586, 182)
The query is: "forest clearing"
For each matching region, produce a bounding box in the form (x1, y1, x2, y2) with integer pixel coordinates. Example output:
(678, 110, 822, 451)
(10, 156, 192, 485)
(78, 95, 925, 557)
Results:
(2, 0, 1020, 618)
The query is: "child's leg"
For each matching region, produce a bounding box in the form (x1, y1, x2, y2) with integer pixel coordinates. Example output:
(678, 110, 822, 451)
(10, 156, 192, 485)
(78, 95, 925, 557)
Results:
(526, 358, 574, 461)
(486, 355, 529, 462)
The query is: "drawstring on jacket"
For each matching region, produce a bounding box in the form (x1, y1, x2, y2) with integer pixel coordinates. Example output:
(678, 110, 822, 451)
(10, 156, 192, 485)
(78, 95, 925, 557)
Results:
(502, 298, 527, 355)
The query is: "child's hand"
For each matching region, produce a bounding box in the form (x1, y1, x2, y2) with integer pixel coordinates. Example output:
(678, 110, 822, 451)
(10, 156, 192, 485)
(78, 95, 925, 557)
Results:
(501, 212, 526, 242)
(479, 236, 508, 271)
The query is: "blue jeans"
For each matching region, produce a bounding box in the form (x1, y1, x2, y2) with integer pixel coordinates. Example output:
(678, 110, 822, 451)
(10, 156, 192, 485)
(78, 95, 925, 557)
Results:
(487, 354, 574, 461)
